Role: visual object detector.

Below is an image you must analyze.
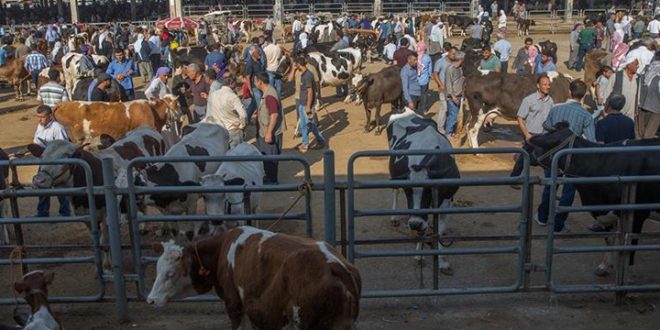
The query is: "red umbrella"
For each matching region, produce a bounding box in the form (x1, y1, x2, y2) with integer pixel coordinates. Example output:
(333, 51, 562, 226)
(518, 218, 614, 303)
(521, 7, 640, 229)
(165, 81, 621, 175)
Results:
(156, 17, 199, 30)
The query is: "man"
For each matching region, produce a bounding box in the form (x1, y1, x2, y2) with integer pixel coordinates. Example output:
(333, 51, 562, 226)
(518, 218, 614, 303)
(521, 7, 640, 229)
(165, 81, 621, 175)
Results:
(626, 38, 656, 74)
(204, 43, 225, 72)
(14, 37, 30, 59)
(401, 53, 421, 112)
(603, 57, 639, 121)
(382, 36, 397, 65)
(638, 52, 660, 139)
(264, 16, 274, 41)
(377, 18, 392, 54)
(513, 37, 533, 74)
(0, 43, 5, 66)
(186, 63, 210, 123)
(293, 16, 303, 46)
(145, 67, 171, 99)
(633, 16, 646, 39)
(263, 37, 282, 99)
(205, 70, 221, 93)
(479, 45, 501, 72)
(294, 56, 325, 153)
(428, 21, 445, 63)
(445, 51, 466, 136)
(537, 50, 557, 73)
(198, 18, 208, 46)
(134, 31, 153, 83)
(468, 19, 483, 43)
(33, 105, 71, 218)
(244, 46, 266, 120)
(393, 38, 415, 67)
(24, 44, 49, 90)
(78, 44, 96, 78)
(254, 71, 285, 184)
(106, 49, 136, 100)
(510, 75, 554, 178)
(417, 43, 433, 114)
(493, 33, 512, 73)
(606, 13, 616, 51)
(45, 24, 60, 50)
(538, 80, 595, 233)
(90, 73, 112, 102)
(575, 20, 596, 72)
(432, 44, 456, 132)
(649, 15, 660, 38)
(147, 29, 161, 74)
(204, 75, 247, 148)
(37, 69, 68, 107)
(596, 94, 635, 144)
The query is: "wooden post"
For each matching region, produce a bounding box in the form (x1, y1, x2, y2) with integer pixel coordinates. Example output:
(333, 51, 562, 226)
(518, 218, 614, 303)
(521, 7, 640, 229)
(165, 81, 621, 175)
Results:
(70, 0, 79, 23)
(565, 0, 574, 21)
(274, 0, 283, 26)
(374, 0, 382, 17)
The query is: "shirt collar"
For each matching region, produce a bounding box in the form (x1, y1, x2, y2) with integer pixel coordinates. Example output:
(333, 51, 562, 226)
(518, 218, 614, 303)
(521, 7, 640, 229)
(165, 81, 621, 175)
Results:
(537, 92, 549, 101)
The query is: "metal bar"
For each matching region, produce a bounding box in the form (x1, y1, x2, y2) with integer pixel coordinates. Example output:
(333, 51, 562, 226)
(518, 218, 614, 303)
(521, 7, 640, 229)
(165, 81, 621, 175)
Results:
(557, 203, 660, 213)
(362, 285, 519, 298)
(102, 158, 128, 322)
(132, 183, 303, 194)
(7, 161, 26, 274)
(324, 151, 336, 245)
(552, 284, 660, 294)
(520, 153, 532, 291)
(0, 256, 95, 265)
(136, 213, 305, 223)
(340, 189, 347, 257)
(355, 246, 519, 258)
(0, 215, 94, 224)
(351, 176, 526, 188)
(554, 244, 660, 254)
(355, 205, 521, 217)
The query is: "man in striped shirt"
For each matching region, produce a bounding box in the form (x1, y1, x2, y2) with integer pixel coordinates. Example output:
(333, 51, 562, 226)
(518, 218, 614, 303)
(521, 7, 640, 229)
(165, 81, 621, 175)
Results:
(24, 44, 49, 90)
(37, 69, 69, 107)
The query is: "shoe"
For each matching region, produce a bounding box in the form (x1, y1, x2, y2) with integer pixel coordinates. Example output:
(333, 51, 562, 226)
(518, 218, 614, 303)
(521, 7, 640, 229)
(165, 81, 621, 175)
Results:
(534, 215, 547, 226)
(587, 223, 613, 232)
(297, 144, 309, 153)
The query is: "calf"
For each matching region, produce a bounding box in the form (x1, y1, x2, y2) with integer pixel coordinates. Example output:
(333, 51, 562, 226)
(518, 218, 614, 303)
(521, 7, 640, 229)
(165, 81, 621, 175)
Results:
(462, 71, 571, 148)
(387, 109, 460, 274)
(516, 18, 536, 36)
(0, 57, 30, 101)
(529, 127, 660, 276)
(351, 65, 403, 134)
(201, 143, 265, 233)
(147, 227, 361, 329)
(139, 122, 230, 240)
(446, 15, 473, 37)
(14, 271, 61, 330)
(53, 96, 182, 147)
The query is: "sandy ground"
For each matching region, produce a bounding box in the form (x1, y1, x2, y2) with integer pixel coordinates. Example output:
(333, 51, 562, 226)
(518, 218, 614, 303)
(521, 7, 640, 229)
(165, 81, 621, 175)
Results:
(1, 30, 659, 329)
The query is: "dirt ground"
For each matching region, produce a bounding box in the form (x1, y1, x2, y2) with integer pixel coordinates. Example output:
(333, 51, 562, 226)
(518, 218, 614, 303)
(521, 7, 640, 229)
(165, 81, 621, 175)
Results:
(1, 30, 660, 329)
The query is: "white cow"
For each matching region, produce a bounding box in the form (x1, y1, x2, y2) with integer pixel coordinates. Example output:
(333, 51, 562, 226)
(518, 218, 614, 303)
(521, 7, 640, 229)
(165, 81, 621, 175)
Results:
(61, 53, 110, 96)
(307, 47, 363, 103)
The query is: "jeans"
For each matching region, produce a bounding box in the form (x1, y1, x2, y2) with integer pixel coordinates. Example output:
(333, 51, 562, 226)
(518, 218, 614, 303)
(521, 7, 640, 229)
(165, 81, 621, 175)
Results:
(267, 71, 282, 100)
(138, 61, 153, 81)
(257, 134, 282, 184)
(245, 87, 262, 121)
(575, 44, 593, 71)
(510, 140, 534, 177)
(149, 53, 161, 73)
(445, 96, 461, 135)
(418, 84, 429, 114)
(31, 70, 40, 89)
(537, 167, 576, 232)
(191, 104, 206, 123)
(37, 196, 71, 217)
(436, 92, 447, 132)
(296, 104, 325, 146)
(125, 89, 135, 101)
(500, 60, 509, 73)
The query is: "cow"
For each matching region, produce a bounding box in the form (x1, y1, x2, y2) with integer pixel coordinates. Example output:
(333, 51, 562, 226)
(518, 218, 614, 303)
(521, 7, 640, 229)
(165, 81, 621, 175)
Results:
(306, 48, 363, 103)
(387, 108, 460, 274)
(583, 48, 612, 97)
(310, 22, 340, 43)
(13, 270, 61, 330)
(70, 77, 128, 102)
(28, 127, 169, 270)
(169, 46, 209, 73)
(444, 15, 473, 37)
(138, 122, 230, 240)
(529, 126, 660, 277)
(147, 227, 361, 329)
(0, 57, 30, 100)
(52, 95, 182, 147)
(201, 143, 265, 233)
(61, 53, 110, 96)
(516, 18, 536, 36)
(0, 148, 9, 245)
(462, 71, 571, 148)
(351, 65, 403, 134)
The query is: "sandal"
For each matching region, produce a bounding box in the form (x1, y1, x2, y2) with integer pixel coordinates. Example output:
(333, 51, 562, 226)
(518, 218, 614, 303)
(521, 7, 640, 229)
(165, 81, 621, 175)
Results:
(297, 144, 309, 153)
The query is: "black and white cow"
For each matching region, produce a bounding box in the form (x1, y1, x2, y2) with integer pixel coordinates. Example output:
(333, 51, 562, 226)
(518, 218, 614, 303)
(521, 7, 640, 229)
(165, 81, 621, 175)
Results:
(529, 126, 660, 276)
(201, 142, 265, 233)
(306, 48, 363, 103)
(139, 122, 230, 240)
(387, 108, 460, 274)
(70, 77, 128, 102)
(61, 53, 110, 96)
(28, 127, 168, 270)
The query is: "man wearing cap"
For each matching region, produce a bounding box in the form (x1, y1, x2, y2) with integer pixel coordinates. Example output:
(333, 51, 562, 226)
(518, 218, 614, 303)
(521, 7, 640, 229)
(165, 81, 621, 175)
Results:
(91, 73, 112, 102)
(493, 33, 512, 73)
(106, 48, 137, 100)
(205, 75, 247, 148)
(603, 57, 639, 122)
(79, 44, 96, 78)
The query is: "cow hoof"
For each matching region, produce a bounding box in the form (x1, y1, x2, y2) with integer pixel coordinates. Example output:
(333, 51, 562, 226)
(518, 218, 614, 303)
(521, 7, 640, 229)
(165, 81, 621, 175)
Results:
(390, 217, 401, 227)
(374, 129, 382, 136)
(594, 267, 611, 277)
(440, 266, 454, 276)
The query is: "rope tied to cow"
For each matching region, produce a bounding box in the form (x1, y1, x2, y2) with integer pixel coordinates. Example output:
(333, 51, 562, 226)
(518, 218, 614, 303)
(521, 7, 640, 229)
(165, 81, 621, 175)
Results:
(9, 245, 26, 304)
(266, 180, 312, 232)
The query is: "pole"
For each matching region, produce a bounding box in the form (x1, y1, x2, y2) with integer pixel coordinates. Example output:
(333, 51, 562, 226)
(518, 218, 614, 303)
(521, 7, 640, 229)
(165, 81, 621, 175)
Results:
(70, 0, 79, 23)
(8, 162, 27, 274)
(323, 151, 336, 246)
(565, 0, 574, 21)
(615, 183, 635, 305)
(102, 158, 129, 323)
(374, 0, 382, 17)
(274, 0, 283, 26)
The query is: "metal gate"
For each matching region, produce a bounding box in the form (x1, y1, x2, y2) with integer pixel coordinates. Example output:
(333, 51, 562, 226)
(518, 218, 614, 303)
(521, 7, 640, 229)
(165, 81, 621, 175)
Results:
(124, 154, 314, 299)
(346, 148, 533, 297)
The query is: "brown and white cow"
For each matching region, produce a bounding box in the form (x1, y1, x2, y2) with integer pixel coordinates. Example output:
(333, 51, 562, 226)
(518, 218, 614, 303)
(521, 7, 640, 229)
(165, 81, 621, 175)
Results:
(0, 56, 30, 100)
(147, 227, 361, 330)
(14, 270, 61, 330)
(28, 127, 168, 271)
(462, 71, 571, 148)
(52, 95, 182, 148)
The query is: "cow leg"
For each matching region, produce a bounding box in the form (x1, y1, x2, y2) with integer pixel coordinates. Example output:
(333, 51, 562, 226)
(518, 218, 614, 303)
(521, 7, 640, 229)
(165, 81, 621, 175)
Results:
(363, 104, 373, 133)
(468, 111, 486, 148)
(595, 236, 615, 277)
(390, 188, 400, 227)
(436, 198, 453, 275)
(99, 214, 112, 272)
(375, 104, 384, 135)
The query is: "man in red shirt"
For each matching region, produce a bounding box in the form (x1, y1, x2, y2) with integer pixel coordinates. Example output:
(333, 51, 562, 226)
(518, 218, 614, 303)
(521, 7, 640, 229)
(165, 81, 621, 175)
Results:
(393, 38, 415, 67)
(254, 71, 286, 184)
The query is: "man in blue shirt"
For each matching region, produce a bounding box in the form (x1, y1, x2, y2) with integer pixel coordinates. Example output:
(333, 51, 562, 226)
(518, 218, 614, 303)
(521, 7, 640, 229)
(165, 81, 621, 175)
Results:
(432, 44, 455, 132)
(24, 44, 49, 90)
(537, 50, 557, 74)
(537, 80, 595, 233)
(401, 53, 421, 111)
(417, 43, 433, 114)
(595, 94, 635, 144)
(204, 43, 225, 71)
(106, 49, 137, 100)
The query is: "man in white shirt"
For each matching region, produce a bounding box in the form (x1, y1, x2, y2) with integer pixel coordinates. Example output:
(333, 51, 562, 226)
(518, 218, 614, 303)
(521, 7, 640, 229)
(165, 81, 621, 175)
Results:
(262, 37, 282, 99)
(493, 33, 513, 73)
(648, 15, 660, 38)
(382, 36, 397, 64)
(204, 76, 247, 148)
(32, 105, 71, 217)
(293, 17, 303, 46)
(625, 38, 656, 74)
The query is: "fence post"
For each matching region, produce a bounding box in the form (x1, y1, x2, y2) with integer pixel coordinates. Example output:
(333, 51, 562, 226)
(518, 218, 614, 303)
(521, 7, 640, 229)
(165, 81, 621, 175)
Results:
(324, 150, 336, 246)
(374, 0, 382, 17)
(615, 183, 636, 305)
(102, 158, 129, 323)
(565, 0, 573, 21)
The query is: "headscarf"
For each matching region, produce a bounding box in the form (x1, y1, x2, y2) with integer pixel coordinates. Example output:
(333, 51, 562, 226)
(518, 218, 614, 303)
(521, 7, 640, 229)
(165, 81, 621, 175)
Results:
(151, 66, 170, 83)
(134, 34, 144, 55)
(416, 42, 426, 75)
(51, 41, 62, 60)
(80, 44, 90, 54)
(644, 60, 660, 87)
(299, 32, 309, 49)
(572, 22, 582, 31)
(611, 43, 630, 69)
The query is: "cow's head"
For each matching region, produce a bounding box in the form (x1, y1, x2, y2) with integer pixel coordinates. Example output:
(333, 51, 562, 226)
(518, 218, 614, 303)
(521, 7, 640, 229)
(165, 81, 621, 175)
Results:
(153, 95, 184, 133)
(528, 122, 574, 169)
(28, 140, 82, 188)
(275, 54, 293, 81)
(147, 241, 197, 307)
(201, 175, 249, 217)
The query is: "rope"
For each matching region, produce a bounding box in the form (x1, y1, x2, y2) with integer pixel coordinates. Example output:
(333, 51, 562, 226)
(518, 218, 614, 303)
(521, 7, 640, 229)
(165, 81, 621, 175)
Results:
(9, 245, 25, 305)
(267, 181, 312, 231)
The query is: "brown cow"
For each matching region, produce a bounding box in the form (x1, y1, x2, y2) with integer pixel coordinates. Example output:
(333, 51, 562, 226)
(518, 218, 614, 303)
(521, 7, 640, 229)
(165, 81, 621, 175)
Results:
(583, 48, 611, 94)
(0, 56, 30, 100)
(14, 270, 61, 329)
(147, 227, 362, 330)
(53, 95, 182, 147)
